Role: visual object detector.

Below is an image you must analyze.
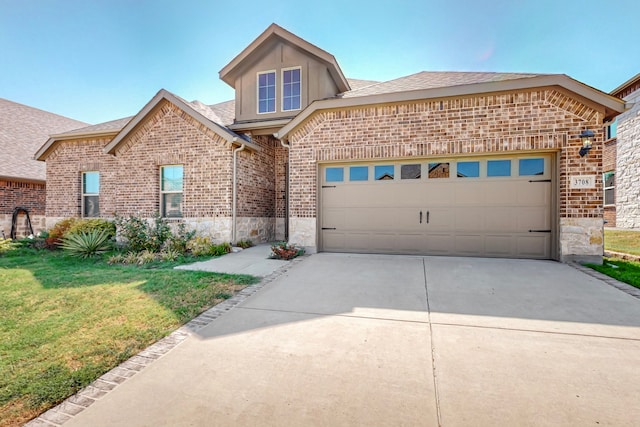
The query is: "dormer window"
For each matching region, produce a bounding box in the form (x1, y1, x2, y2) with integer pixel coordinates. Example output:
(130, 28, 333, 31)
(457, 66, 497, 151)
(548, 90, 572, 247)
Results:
(257, 71, 276, 114)
(282, 67, 301, 111)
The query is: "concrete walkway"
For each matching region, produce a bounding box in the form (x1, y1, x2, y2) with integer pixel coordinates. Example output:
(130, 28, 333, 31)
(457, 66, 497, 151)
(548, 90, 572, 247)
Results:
(174, 243, 288, 277)
(40, 254, 640, 426)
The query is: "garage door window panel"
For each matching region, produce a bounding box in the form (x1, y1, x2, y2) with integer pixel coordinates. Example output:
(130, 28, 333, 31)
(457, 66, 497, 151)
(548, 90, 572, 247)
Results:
(519, 158, 545, 176)
(326, 167, 344, 182)
(349, 166, 368, 182)
(374, 165, 394, 181)
(401, 164, 421, 179)
(428, 162, 449, 179)
(488, 160, 511, 177)
(457, 161, 480, 178)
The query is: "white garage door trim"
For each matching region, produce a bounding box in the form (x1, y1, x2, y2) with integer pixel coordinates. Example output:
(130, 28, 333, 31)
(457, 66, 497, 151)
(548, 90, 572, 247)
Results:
(319, 154, 556, 259)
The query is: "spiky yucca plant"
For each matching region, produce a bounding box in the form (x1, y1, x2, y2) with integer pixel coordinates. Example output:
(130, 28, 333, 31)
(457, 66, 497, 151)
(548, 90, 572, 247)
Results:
(60, 230, 112, 258)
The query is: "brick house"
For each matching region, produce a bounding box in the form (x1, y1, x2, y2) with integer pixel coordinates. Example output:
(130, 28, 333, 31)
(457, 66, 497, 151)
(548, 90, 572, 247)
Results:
(36, 24, 625, 263)
(603, 73, 640, 229)
(0, 98, 86, 238)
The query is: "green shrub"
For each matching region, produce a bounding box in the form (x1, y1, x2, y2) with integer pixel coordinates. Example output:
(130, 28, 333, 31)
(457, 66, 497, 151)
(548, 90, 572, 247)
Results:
(107, 253, 126, 265)
(60, 230, 112, 258)
(114, 213, 171, 253)
(67, 219, 116, 240)
(186, 237, 232, 257)
(270, 241, 305, 260)
(0, 238, 18, 254)
(136, 250, 158, 265)
(47, 218, 80, 248)
(165, 222, 195, 254)
(211, 242, 232, 256)
(160, 249, 180, 262)
(187, 236, 214, 256)
(235, 239, 254, 249)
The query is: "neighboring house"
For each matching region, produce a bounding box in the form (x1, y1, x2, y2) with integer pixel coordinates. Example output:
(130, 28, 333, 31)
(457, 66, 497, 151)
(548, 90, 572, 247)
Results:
(36, 24, 625, 263)
(0, 98, 86, 238)
(603, 74, 640, 229)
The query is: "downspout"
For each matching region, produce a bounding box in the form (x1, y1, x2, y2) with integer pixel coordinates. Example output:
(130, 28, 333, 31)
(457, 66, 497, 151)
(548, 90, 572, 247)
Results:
(232, 141, 246, 243)
(280, 138, 290, 241)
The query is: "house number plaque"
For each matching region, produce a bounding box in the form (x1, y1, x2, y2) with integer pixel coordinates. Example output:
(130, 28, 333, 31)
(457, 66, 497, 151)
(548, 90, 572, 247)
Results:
(570, 175, 595, 189)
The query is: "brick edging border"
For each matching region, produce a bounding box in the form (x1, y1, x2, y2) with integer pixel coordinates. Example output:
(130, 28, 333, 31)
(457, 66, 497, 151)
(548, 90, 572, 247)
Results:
(570, 262, 640, 300)
(24, 256, 307, 427)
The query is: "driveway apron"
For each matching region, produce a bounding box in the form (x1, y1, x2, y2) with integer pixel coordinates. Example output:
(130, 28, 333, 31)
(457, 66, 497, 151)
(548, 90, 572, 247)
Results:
(61, 254, 640, 427)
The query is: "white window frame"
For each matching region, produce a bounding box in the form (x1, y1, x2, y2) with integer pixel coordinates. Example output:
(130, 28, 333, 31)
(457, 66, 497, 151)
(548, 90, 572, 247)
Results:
(160, 165, 184, 218)
(603, 171, 615, 206)
(257, 70, 276, 114)
(81, 171, 100, 218)
(281, 66, 302, 112)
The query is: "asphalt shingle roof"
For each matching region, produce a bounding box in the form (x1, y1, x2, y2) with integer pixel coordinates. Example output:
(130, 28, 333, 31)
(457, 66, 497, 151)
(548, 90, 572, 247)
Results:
(39, 72, 546, 149)
(340, 71, 544, 98)
(0, 98, 87, 181)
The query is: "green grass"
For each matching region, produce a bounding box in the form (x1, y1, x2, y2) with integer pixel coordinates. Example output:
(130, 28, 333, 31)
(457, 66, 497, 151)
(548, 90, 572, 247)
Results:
(604, 229, 640, 256)
(587, 258, 640, 289)
(0, 248, 258, 427)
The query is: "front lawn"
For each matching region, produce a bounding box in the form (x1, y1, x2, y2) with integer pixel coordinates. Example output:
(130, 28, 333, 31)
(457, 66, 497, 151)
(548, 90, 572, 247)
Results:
(0, 248, 258, 427)
(587, 258, 640, 289)
(604, 229, 640, 256)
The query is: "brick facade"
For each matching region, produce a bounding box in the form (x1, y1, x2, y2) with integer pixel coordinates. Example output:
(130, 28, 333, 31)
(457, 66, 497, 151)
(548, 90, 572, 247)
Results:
(0, 179, 46, 238)
(286, 88, 605, 259)
(45, 100, 277, 243)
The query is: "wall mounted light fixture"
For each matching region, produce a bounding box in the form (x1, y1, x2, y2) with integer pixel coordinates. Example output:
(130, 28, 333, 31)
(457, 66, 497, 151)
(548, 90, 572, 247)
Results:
(579, 129, 594, 157)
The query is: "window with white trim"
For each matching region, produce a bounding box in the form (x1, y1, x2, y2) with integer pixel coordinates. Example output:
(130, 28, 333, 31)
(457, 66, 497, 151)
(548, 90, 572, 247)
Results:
(257, 71, 276, 113)
(282, 67, 301, 111)
(604, 171, 615, 206)
(82, 171, 99, 217)
(161, 165, 183, 218)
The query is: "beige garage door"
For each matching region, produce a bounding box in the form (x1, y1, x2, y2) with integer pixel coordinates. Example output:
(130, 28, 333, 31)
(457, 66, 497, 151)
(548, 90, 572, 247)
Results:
(320, 155, 553, 259)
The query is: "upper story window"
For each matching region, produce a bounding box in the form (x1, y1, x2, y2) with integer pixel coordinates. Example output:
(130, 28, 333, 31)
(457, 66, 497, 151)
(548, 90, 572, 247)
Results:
(606, 119, 617, 140)
(282, 67, 301, 111)
(257, 71, 276, 114)
(161, 165, 183, 218)
(82, 171, 99, 217)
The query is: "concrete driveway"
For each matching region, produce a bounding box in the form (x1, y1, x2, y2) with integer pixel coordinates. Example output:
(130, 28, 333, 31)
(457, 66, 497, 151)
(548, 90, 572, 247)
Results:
(62, 254, 640, 426)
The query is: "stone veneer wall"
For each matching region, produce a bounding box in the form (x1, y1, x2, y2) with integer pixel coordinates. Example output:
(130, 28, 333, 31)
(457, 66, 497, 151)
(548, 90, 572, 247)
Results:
(44, 100, 277, 244)
(286, 88, 606, 261)
(616, 88, 640, 229)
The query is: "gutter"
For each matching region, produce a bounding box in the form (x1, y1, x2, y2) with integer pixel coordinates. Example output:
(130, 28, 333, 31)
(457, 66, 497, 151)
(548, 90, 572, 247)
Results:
(232, 142, 247, 243)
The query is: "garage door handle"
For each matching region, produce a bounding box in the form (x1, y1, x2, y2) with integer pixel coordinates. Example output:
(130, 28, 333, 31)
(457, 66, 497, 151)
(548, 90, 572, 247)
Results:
(529, 229, 551, 233)
(419, 211, 422, 224)
(426, 211, 430, 224)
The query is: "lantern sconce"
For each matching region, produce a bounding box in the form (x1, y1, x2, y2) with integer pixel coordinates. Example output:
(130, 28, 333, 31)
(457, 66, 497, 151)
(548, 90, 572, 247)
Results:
(579, 130, 594, 157)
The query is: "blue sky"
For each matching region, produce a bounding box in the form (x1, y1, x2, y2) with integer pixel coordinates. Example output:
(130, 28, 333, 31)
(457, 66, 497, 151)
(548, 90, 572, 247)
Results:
(1, 0, 638, 124)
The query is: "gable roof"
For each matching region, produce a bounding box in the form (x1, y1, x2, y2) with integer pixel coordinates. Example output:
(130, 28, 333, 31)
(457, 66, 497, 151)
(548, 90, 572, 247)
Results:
(276, 72, 626, 140)
(0, 98, 87, 182)
(36, 90, 260, 161)
(219, 23, 350, 93)
(610, 73, 640, 99)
